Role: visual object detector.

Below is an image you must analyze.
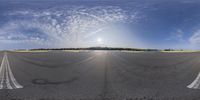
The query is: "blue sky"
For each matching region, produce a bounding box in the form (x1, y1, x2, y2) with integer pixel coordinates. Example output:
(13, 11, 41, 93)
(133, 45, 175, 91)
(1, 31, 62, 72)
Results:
(1, 0, 200, 50)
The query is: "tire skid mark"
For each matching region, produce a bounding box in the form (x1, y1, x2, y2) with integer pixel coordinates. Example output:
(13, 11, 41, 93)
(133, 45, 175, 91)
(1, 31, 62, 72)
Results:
(15, 53, 95, 68)
(9, 53, 96, 88)
(31, 77, 79, 85)
(98, 53, 119, 99)
(113, 53, 198, 72)
(117, 53, 198, 70)
(30, 55, 97, 86)
(101, 56, 108, 99)
(30, 66, 91, 86)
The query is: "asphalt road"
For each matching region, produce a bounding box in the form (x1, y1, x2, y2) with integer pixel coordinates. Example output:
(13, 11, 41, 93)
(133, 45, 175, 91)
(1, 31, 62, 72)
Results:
(1, 51, 200, 100)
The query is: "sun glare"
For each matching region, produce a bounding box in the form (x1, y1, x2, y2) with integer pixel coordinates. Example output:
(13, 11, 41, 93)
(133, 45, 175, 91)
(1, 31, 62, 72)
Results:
(97, 37, 102, 43)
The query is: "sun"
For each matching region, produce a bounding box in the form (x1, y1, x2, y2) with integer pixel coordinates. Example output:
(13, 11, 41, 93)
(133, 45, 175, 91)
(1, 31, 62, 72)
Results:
(97, 37, 102, 44)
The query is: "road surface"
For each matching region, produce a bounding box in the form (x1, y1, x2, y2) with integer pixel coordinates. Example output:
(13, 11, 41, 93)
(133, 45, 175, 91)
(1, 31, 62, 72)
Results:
(0, 51, 200, 100)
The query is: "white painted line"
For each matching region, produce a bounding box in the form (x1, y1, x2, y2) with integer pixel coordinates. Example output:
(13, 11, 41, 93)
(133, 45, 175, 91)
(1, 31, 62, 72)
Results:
(7, 55, 23, 89)
(0, 55, 5, 89)
(5, 62, 13, 89)
(0, 52, 23, 89)
(187, 72, 200, 89)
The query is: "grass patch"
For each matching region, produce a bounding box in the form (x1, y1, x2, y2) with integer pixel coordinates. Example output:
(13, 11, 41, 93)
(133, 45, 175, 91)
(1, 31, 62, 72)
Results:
(160, 50, 200, 53)
(120, 50, 145, 53)
(63, 50, 80, 52)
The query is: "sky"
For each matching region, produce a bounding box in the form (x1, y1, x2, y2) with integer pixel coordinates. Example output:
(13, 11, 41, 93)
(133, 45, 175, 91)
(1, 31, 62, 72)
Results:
(1, 0, 200, 50)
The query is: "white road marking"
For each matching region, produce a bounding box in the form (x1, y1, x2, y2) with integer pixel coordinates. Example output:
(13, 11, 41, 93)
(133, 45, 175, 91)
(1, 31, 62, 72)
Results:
(0, 56, 5, 89)
(7, 55, 23, 89)
(187, 72, 200, 89)
(5, 62, 13, 89)
(0, 52, 23, 89)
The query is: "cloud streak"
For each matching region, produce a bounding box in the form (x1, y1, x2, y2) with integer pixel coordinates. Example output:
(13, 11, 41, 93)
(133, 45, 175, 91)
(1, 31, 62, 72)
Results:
(189, 30, 200, 45)
(0, 5, 138, 49)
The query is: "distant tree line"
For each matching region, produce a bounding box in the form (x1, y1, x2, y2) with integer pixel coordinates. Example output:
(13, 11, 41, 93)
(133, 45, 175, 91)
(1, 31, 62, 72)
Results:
(163, 49, 183, 51)
(28, 47, 159, 51)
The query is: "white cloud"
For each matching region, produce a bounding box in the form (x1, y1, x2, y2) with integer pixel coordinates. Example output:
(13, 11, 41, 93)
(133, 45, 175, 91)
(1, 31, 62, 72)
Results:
(189, 30, 200, 45)
(0, 5, 139, 49)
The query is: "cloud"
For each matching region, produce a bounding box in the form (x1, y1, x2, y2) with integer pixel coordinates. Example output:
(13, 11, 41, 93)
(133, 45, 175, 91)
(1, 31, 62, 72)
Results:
(0, 5, 138, 49)
(181, 0, 197, 4)
(166, 29, 184, 42)
(189, 29, 200, 45)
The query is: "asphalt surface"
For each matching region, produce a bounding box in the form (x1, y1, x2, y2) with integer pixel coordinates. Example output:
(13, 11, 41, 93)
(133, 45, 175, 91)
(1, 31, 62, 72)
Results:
(1, 51, 200, 100)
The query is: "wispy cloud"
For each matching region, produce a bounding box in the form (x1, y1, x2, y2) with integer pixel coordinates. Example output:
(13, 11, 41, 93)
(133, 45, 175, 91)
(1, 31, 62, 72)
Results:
(189, 29, 200, 45)
(166, 29, 184, 42)
(0, 5, 138, 49)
